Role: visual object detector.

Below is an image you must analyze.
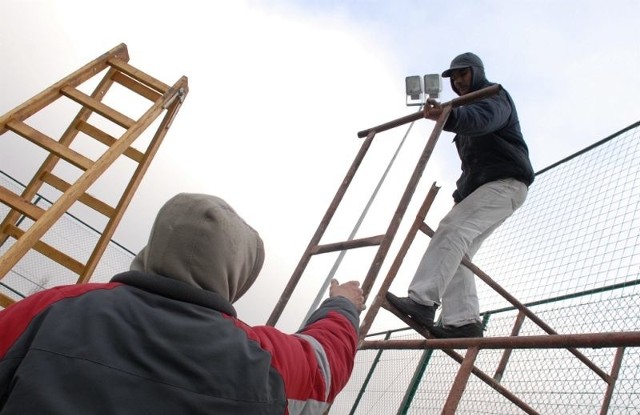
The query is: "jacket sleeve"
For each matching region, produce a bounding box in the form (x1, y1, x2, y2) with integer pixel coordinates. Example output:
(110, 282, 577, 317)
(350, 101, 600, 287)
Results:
(239, 296, 359, 414)
(445, 89, 512, 136)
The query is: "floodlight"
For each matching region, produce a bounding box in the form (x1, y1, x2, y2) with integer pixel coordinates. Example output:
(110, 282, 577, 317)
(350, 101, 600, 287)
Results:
(405, 76, 423, 99)
(424, 74, 442, 99)
(405, 75, 423, 106)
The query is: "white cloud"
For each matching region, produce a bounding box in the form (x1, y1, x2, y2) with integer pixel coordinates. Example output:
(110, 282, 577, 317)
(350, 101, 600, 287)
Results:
(1, 0, 639, 332)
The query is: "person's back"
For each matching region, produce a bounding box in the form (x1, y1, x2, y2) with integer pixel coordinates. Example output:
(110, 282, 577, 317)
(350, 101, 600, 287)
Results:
(0, 193, 364, 414)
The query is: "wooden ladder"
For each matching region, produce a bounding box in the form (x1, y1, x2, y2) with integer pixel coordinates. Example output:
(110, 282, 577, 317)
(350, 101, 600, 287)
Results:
(0, 43, 188, 307)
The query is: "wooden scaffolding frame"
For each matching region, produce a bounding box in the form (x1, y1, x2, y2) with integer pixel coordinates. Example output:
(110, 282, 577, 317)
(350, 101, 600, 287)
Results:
(0, 43, 188, 307)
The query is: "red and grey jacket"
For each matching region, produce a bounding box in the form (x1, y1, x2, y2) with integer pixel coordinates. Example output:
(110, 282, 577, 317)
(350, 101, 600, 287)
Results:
(0, 271, 360, 414)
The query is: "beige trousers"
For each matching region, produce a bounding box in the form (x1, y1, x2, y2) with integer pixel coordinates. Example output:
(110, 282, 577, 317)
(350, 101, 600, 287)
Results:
(408, 178, 528, 327)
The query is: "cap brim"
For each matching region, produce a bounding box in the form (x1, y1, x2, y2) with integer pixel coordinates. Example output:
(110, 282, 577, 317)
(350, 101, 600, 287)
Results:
(442, 65, 470, 78)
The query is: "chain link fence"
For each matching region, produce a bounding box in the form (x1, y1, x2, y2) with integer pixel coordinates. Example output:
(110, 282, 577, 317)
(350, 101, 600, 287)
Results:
(333, 121, 640, 414)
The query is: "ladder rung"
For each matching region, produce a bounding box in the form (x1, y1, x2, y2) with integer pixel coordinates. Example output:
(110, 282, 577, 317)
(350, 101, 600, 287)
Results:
(61, 86, 135, 129)
(111, 72, 162, 102)
(5, 225, 85, 274)
(311, 235, 386, 255)
(0, 292, 15, 308)
(41, 172, 116, 217)
(6, 120, 94, 170)
(76, 120, 144, 163)
(0, 186, 45, 220)
(108, 58, 169, 94)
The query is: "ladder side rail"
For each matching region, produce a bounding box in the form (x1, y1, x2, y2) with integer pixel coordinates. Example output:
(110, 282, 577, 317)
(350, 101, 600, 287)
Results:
(266, 132, 377, 326)
(0, 75, 187, 281)
(78, 78, 188, 283)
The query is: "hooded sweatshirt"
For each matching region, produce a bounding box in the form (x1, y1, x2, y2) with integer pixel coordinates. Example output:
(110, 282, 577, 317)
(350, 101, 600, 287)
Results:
(442, 52, 535, 202)
(0, 193, 360, 415)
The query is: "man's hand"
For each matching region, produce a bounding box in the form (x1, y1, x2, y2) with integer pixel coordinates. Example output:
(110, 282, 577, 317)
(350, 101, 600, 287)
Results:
(423, 98, 443, 121)
(330, 279, 366, 312)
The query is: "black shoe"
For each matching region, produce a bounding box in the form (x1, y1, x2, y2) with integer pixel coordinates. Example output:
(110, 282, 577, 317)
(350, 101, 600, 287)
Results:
(386, 292, 438, 328)
(428, 322, 484, 338)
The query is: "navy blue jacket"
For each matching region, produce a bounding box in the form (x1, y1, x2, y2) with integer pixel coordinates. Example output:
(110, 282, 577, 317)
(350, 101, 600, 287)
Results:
(444, 60, 534, 202)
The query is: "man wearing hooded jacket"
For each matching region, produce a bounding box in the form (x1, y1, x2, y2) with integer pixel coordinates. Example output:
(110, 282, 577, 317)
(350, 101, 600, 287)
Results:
(387, 52, 534, 338)
(0, 193, 365, 414)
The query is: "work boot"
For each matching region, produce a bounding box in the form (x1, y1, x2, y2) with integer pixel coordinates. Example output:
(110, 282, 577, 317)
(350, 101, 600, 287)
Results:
(386, 292, 437, 328)
(428, 322, 484, 338)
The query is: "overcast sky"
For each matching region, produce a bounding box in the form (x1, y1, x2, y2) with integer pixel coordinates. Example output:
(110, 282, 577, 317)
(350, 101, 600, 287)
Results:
(1, 0, 639, 332)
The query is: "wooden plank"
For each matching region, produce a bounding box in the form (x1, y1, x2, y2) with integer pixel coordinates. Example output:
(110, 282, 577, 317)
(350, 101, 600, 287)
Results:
(0, 292, 15, 308)
(76, 120, 144, 162)
(0, 43, 129, 135)
(41, 172, 116, 217)
(5, 120, 94, 170)
(108, 58, 169, 94)
(111, 72, 162, 102)
(5, 225, 85, 274)
(0, 186, 45, 220)
(61, 86, 135, 129)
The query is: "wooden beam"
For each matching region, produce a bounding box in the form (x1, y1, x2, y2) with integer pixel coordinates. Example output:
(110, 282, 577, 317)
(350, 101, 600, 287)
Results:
(61, 86, 135, 129)
(40, 172, 115, 217)
(76, 120, 144, 163)
(0, 292, 15, 308)
(0, 186, 44, 220)
(6, 120, 94, 170)
(108, 58, 169, 94)
(4, 225, 85, 274)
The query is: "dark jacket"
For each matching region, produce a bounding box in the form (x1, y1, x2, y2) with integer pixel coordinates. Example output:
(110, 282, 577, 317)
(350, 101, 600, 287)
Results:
(443, 53, 534, 203)
(0, 271, 360, 414)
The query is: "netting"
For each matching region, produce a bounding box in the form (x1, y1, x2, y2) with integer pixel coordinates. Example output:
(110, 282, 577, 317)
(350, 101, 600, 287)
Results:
(0, 173, 133, 300)
(333, 121, 640, 414)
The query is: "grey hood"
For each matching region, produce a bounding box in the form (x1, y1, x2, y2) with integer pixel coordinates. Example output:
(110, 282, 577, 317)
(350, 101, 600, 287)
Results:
(130, 193, 265, 303)
(441, 52, 487, 96)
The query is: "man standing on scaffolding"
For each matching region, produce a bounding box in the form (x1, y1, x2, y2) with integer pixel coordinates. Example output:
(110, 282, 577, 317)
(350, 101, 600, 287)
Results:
(387, 52, 535, 338)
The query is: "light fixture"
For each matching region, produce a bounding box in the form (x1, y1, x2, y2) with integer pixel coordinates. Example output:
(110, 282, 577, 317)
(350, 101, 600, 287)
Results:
(405, 73, 442, 106)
